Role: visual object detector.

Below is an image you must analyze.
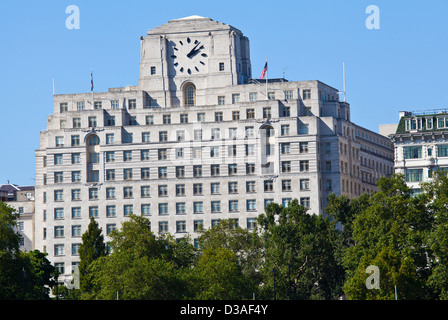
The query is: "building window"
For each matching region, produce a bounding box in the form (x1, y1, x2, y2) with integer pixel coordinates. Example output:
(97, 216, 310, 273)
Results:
(282, 180, 291, 192)
(123, 168, 133, 181)
(60, 102, 68, 113)
(263, 107, 271, 119)
(246, 108, 255, 119)
(141, 204, 151, 216)
(106, 206, 116, 218)
(284, 90, 293, 100)
(55, 136, 64, 147)
(405, 169, 423, 182)
(89, 206, 99, 218)
(218, 96, 225, 105)
(246, 199, 256, 211)
(438, 145, 448, 157)
(141, 186, 150, 198)
(219, 62, 225, 71)
(303, 89, 311, 100)
(124, 205, 133, 217)
(246, 163, 256, 175)
(249, 92, 258, 102)
(176, 203, 186, 215)
(176, 166, 185, 178)
(299, 124, 309, 134)
(159, 203, 168, 216)
(194, 202, 203, 214)
(193, 183, 203, 196)
(300, 179, 310, 191)
(232, 94, 240, 104)
(281, 161, 291, 173)
(176, 221, 186, 233)
(211, 201, 221, 213)
(300, 197, 310, 209)
(228, 182, 238, 194)
(281, 143, 290, 154)
(281, 125, 290, 136)
(184, 82, 196, 107)
(159, 221, 169, 233)
(300, 142, 309, 153)
(94, 101, 102, 110)
(176, 184, 185, 197)
(163, 115, 171, 124)
(123, 187, 133, 199)
(228, 164, 237, 175)
(124, 151, 133, 162)
(111, 100, 120, 109)
(232, 111, 240, 120)
(193, 165, 202, 177)
(404, 146, 422, 159)
(300, 160, 310, 172)
(229, 200, 239, 212)
(215, 112, 223, 122)
(151, 66, 156, 75)
(264, 180, 274, 192)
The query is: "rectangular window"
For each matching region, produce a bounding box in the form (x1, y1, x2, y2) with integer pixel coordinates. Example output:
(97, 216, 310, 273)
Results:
(263, 107, 271, 119)
(246, 108, 255, 119)
(176, 203, 186, 215)
(124, 205, 133, 217)
(300, 179, 310, 191)
(300, 160, 310, 172)
(211, 201, 221, 213)
(232, 94, 240, 104)
(300, 142, 309, 153)
(232, 111, 240, 120)
(229, 200, 239, 212)
(194, 202, 203, 214)
(300, 197, 310, 209)
(405, 169, 423, 182)
(141, 186, 150, 198)
(264, 180, 274, 192)
(246, 199, 256, 211)
(176, 221, 186, 233)
(159, 203, 168, 216)
(438, 145, 448, 157)
(299, 124, 309, 134)
(228, 164, 237, 175)
(218, 96, 225, 105)
(141, 204, 151, 216)
(281, 161, 291, 173)
(106, 205, 116, 218)
(403, 146, 422, 159)
(141, 168, 150, 180)
(106, 169, 115, 181)
(249, 92, 257, 102)
(282, 180, 292, 192)
(211, 183, 220, 194)
(284, 90, 293, 99)
(123, 168, 133, 181)
(303, 89, 311, 100)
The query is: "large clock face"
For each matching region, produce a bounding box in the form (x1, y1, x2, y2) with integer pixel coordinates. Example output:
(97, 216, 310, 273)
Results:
(170, 37, 208, 75)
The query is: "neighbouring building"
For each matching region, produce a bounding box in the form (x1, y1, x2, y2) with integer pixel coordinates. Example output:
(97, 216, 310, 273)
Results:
(0, 183, 35, 252)
(389, 109, 448, 194)
(34, 16, 394, 280)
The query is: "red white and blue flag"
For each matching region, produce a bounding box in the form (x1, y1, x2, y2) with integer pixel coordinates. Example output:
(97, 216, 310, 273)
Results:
(260, 61, 267, 79)
(90, 68, 94, 91)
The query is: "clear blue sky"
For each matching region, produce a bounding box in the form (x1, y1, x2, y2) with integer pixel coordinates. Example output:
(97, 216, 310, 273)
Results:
(1, 0, 448, 186)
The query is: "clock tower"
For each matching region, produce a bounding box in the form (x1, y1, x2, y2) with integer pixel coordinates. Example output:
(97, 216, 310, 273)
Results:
(138, 16, 251, 107)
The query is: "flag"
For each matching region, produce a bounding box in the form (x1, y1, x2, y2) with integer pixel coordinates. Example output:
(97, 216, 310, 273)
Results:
(90, 68, 94, 91)
(260, 61, 267, 79)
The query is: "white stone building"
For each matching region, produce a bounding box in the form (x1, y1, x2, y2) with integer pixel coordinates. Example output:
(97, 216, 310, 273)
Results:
(34, 16, 394, 279)
(0, 183, 35, 252)
(390, 109, 448, 194)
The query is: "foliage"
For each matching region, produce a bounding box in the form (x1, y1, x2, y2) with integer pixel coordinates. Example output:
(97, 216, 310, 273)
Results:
(0, 202, 55, 299)
(257, 200, 345, 300)
(79, 217, 107, 297)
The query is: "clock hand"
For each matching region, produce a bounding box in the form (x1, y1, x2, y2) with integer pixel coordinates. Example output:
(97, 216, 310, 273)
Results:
(187, 42, 202, 58)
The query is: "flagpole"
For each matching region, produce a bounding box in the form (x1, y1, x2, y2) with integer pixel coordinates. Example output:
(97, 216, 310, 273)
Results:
(91, 68, 94, 109)
(265, 59, 268, 100)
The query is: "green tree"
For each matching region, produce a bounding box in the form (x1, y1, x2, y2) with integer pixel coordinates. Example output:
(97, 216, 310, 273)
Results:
(193, 247, 250, 300)
(79, 217, 107, 297)
(86, 215, 195, 300)
(421, 172, 448, 299)
(342, 174, 433, 300)
(0, 202, 55, 299)
(257, 200, 344, 300)
(196, 219, 263, 296)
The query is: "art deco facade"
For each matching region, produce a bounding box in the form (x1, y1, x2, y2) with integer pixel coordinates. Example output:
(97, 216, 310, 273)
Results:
(34, 16, 394, 279)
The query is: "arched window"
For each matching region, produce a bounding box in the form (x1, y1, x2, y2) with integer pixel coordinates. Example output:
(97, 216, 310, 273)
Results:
(184, 82, 196, 107)
(87, 135, 100, 146)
